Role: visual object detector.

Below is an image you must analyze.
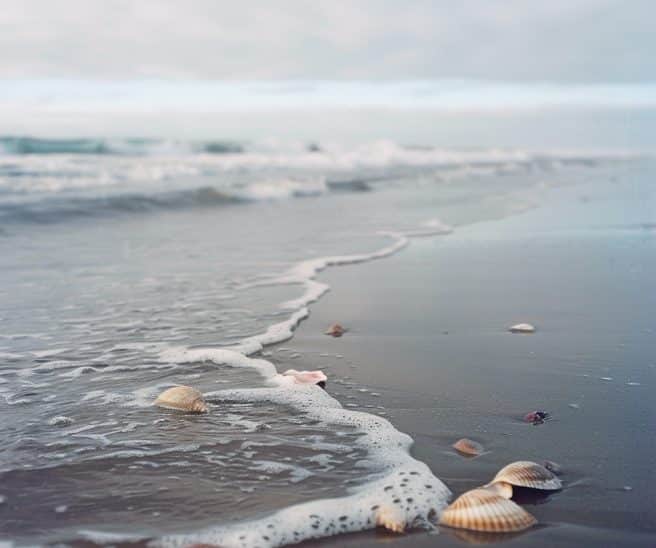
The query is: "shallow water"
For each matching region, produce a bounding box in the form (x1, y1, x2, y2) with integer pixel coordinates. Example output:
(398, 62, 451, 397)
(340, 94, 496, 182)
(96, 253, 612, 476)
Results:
(0, 143, 645, 546)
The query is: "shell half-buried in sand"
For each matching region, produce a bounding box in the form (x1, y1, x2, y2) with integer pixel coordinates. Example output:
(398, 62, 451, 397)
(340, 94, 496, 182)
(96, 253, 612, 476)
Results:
(154, 386, 208, 414)
(439, 487, 537, 533)
(325, 323, 346, 337)
(452, 438, 484, 456)
(487, 460, 562, 494)
(509, 323, 536, 333)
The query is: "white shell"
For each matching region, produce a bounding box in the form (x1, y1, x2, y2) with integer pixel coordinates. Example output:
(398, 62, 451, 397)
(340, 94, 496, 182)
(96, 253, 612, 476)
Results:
(490, 461, 562, 491)
(452, 438, 484, 456)
(154, 386, 208, 413)
(439, 488, 537, 533)
(509, 323, 536, 333)
(282, 369, 327, 385)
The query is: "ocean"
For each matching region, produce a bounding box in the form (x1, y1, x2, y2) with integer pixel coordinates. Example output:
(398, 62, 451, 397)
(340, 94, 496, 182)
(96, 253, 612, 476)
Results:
(0, 80, 654, 547)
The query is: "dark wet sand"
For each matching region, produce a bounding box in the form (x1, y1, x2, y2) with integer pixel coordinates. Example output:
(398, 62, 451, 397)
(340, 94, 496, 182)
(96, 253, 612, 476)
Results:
(277, 165, 656, 547)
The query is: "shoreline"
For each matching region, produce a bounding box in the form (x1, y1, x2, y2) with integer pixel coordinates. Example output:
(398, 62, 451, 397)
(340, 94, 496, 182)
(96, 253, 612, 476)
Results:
(281, 163, 655, 547)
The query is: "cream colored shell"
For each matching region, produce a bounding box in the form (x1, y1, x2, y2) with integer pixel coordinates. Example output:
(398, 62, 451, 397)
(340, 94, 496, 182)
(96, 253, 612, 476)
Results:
(439, 488, 537, 533)
(154, 386, 208, 414)
(489, 460, 562, 491)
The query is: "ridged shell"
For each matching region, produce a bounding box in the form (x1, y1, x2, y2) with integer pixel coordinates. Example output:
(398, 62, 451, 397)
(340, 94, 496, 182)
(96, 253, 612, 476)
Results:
(375, 504, 406, 533)
(154, 386, 208, 414)
(439, 488, 537, 533)
(491, 461, 562, 491)
(325, 323, 346, 337)
(453, 438, 484, 456)
(509, 323, 535, 333)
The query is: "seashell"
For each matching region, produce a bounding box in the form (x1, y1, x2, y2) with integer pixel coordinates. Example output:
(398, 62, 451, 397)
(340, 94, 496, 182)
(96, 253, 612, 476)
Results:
(154, 386, 208, 414)
(282, 369, 327, 388)
(325, 323, 346, 337)
(453, 438, 484, 456)
(523, 410, 550, 424)
(439, 488, 537, 533)
(482, 481, 514, 499)
(375, 504, 406, 533)
(509, 323, 535, 334)
(544, 460, 562, 475)
(489, 461, 562, 492)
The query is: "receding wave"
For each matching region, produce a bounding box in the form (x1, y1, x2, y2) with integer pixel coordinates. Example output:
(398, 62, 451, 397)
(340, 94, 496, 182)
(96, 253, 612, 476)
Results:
(0, 187, 243, 224)
(0, 179, 371, 225)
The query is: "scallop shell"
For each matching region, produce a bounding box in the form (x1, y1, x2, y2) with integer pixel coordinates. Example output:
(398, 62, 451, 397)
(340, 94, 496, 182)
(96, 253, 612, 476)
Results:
(489, 461, 562, 491)
(509, 323, 536, 333)
(325, 323, 346, 337)
(154, 386, 208, 414)
(439, 488, 537, 533)
(375, 504, 406, 533)
(453, 438, 484, 456)
(282, 369, 327, 386)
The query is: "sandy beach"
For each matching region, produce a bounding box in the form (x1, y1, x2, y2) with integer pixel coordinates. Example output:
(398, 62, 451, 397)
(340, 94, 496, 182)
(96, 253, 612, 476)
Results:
(275, 161, 656, 547)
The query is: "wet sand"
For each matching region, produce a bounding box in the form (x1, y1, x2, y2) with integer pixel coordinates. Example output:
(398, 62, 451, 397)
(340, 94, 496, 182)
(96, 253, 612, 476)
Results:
(276, 164, 656, 547)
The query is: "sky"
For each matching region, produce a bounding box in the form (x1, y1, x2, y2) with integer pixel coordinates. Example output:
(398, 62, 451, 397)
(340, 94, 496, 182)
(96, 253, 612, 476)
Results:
(0, 0, 653, 82)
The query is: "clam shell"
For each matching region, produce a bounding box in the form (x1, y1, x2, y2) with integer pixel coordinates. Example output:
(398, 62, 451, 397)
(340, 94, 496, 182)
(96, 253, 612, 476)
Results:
(439, 488, 537, 533)
(453, 438, 484, 456)
(325, 323, 346, 337)
(509, 323, 535, 333)
(490, 461, 562, 491)
(154, 386, 208, 414)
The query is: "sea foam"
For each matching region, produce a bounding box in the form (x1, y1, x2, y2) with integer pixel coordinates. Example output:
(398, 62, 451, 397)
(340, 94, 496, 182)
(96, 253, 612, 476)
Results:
(148, 224, 453, 547)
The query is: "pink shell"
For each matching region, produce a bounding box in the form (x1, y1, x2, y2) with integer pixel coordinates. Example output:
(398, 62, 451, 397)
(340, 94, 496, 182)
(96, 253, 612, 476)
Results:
(282, 369, 327, 385)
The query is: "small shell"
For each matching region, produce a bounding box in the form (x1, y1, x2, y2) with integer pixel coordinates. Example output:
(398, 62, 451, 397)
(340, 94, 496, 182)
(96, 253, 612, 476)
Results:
(439, 488, 537, 533)
(154, 386, 208, 414)
(325, 323, 346, 337)
(509, 323, 536, 333)
(453, 438, 484, 456)
(523, 410, 550, 424)
(282, 369, 327, 387)
(490, 461, 562, 491)
(375, 504, 406, 533)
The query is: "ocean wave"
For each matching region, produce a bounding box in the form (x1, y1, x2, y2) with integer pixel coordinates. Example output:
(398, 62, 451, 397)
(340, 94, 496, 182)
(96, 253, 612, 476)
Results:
(0, 178, 363, 225)
(0, 136, 244, 156)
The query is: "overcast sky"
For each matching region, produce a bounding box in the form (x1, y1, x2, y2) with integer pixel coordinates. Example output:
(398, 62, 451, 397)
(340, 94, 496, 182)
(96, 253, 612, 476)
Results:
(0, 0, 652, 82)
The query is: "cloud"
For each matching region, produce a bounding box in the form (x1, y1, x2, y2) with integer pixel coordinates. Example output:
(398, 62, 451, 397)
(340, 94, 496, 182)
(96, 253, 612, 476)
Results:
(0, 0, 652, 81)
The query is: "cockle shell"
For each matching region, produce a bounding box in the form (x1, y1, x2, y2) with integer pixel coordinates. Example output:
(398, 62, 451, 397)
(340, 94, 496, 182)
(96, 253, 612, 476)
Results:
(375, 504, 406, 533)
(325, 323, 346, 337)
(453, 438, 484, 456)
(509, 323, 536, 333)
(439, 488, 537, 533)
(282, 369, 327, 387)
(154, 386, 208, 414)
(488, 461, 562, 492)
